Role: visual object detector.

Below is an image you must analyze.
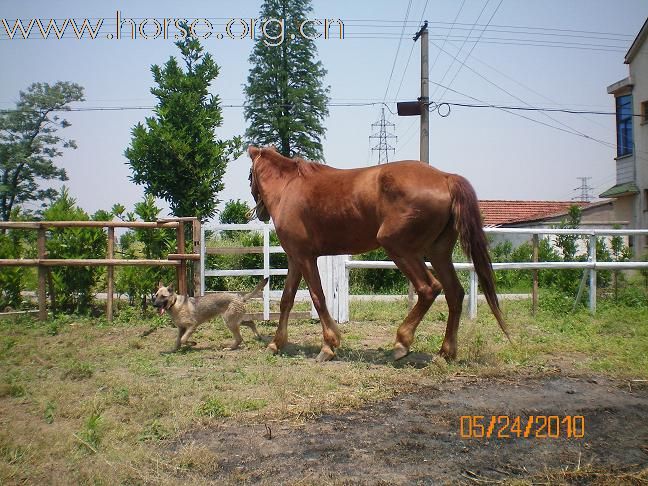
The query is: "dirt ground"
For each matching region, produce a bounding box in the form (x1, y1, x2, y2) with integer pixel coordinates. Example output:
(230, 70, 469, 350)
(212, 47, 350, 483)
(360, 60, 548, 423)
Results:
(173, 374, 648, 485)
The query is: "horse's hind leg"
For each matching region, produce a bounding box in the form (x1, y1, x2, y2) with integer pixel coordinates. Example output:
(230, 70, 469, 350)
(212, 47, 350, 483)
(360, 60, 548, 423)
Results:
(386, 252, 442, 360)
(427, 236, 465, 360)
(299, 257, 341, 362)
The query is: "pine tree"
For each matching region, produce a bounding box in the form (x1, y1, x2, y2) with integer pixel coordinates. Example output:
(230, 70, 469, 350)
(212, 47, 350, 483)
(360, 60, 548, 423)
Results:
(125, 27, 241, 222)
(244, 0, 330, 161)
(0, 82, 84, 221)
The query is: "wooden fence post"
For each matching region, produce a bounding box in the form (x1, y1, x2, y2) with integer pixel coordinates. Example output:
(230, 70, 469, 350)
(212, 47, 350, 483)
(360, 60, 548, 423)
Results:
(107, 227, 115, 322)
(37, 227, 47, 321)
(176, 222, 186, 295)
(532, 234, 539, 315)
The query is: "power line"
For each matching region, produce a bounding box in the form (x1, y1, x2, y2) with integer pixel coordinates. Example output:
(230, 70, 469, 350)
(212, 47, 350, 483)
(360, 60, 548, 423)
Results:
(0, 101, 638, 116)
(337, 20, 635, 38)
(427, 80, 619, 149)
(343, 35, 628, 52)
(437, 0, 504, 100)
(428, 35, 614, 145)
(344, 25, 634, 43)
(441, 38, 612, 131)
(381, 0, 413, 103)
(427, 0, 466, 87)
(430, 0, 491, 100)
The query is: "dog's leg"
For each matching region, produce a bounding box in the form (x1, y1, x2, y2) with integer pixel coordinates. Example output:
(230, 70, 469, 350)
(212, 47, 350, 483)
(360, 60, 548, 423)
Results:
(242, 320, 261, 339)
(180, 326, 198, 347)
(224, 317, 243, 350)
(171, 327, 184, 352)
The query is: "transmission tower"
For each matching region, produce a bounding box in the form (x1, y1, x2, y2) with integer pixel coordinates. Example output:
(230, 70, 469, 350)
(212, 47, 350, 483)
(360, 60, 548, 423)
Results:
(369, 107, 397, 164)
(573, 177, 593, 202)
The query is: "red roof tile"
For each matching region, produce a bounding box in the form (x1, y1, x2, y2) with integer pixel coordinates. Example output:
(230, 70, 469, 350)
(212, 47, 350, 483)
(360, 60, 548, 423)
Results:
(478, 200, 589, 227)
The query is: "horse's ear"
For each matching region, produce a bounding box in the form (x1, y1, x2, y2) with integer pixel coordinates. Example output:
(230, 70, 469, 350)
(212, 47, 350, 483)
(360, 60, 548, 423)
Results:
(248, 145, 259, 158)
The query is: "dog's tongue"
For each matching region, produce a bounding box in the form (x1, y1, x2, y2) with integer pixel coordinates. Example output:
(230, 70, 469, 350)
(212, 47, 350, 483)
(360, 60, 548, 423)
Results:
(158, 307, 165, 316)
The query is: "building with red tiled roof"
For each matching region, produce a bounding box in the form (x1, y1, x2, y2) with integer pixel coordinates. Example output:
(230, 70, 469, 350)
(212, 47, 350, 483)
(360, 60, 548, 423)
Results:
(480, 199, 629, 248)
(479, 200, 589, 227)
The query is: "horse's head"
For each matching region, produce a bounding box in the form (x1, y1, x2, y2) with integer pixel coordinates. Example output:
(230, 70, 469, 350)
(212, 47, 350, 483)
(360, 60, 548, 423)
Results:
(247, 145, 271, 222)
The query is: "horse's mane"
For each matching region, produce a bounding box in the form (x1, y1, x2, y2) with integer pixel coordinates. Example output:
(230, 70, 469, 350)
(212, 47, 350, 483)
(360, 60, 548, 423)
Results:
(261, 147, 328, 177)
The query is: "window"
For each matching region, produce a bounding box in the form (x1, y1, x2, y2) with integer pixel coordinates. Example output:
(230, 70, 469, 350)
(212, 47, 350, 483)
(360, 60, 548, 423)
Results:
(616, 94, 633, 157)
(642, 101, 648, 124)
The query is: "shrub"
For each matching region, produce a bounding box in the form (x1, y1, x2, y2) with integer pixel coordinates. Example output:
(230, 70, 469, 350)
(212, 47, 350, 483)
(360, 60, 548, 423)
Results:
(0, 210, 36, 310)
(42, 188, 108, 314)
(114, 196, 175, 309)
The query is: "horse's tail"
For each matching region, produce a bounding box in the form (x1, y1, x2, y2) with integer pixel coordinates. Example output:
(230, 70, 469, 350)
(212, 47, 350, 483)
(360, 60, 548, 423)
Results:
(447, 174, 511, 342)
(242, 277, 269, 302)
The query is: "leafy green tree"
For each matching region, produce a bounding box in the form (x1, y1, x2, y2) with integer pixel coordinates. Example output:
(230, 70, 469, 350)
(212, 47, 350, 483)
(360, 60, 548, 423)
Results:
(219, 199, 251, 241)
(219, 199, 251, 224)
(0, 82, 84, 221)
(244, 0, 330, 160)
(43, 187, 108, 314)
(125, 26, 241, 222)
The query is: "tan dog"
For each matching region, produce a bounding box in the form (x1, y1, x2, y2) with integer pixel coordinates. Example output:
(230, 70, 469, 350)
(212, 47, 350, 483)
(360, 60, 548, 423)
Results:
(153, 278, 268, 352)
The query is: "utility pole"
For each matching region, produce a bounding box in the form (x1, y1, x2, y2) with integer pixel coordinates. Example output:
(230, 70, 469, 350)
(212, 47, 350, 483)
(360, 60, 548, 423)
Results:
(369, 107, 397, 164)
(415, 21, 429, 164)
(573, 177, 593, 202)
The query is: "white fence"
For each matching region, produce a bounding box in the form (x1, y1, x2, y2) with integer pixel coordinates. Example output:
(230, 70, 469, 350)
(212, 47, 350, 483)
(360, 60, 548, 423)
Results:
(201, 223, 648, 322)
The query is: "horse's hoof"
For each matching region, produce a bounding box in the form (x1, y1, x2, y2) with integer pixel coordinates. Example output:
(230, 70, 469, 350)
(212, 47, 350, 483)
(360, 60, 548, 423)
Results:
(267, 342, 279, 354)
(315, 348, 335, 362)
(438, 350, 456, 362)
(393, 343, 410, 361)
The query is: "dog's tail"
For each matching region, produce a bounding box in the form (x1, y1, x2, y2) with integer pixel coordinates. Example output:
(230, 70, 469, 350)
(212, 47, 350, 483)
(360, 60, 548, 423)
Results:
(242, 277, 268, 301)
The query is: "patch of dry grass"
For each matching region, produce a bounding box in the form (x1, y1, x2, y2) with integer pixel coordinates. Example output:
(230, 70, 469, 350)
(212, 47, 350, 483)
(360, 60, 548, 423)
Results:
(0, 297, 646, 484)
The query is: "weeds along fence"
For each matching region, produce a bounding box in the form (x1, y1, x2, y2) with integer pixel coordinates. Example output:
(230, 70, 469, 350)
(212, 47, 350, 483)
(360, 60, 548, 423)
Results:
(203, 223, 648, 322)
(0, 218, 201, 321)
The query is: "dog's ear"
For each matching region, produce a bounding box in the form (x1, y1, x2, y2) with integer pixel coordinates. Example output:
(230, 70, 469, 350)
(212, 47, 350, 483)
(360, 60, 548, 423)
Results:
(168, 283, 174, 293)
(157, 280, 163, 289)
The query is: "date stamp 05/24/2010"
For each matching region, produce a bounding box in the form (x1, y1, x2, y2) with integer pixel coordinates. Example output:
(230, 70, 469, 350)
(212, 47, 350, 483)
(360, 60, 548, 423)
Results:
(459, 415, 585, 439)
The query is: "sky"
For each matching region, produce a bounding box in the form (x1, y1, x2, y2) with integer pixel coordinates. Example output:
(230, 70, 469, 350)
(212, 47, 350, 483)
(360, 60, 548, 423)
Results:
(1, 0, 647, 223)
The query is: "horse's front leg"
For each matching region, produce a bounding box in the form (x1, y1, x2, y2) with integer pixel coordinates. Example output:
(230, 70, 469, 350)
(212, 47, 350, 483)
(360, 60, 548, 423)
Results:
(268, 256, 302, 354)
(300, 257, 341, 362)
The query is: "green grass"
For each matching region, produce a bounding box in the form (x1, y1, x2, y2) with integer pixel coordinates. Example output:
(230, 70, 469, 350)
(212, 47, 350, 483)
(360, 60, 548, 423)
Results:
(0, 296, 646, 483)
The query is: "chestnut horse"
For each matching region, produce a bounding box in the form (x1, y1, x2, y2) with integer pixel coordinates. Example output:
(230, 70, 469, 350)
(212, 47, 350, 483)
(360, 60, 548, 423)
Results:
(248, 145, 509, 362)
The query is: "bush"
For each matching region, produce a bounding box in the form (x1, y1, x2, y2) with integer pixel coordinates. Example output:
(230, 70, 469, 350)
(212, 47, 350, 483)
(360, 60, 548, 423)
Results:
(114, 196, 175, 309)
(0, 210, 36, 310)
(0, 232, 26, 309)
(42, 188, 108, 314)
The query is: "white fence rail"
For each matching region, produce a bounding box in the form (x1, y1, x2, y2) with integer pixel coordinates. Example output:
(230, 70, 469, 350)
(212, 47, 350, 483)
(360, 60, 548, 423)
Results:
(202, 224, 648, 322)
